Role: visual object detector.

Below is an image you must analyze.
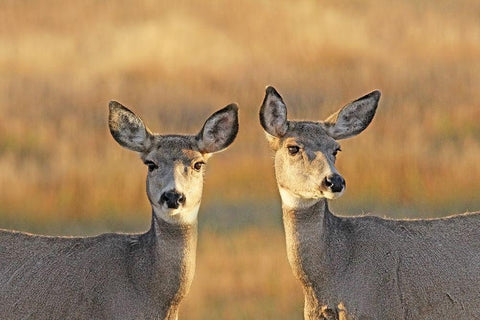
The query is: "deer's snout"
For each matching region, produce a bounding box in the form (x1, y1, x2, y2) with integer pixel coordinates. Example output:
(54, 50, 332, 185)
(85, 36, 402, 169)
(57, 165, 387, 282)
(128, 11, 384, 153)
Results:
(323, 174, 345, 193)
(160, 190, 186, 209)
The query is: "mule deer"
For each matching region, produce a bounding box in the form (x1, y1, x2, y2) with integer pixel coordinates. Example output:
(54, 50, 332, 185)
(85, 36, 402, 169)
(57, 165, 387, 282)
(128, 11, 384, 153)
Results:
(259, 86, 480, 320)
(0, 101, 239, 320)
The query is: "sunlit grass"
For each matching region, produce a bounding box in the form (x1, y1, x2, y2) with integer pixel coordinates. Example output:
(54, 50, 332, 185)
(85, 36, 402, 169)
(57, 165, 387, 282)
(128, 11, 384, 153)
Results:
(181, 228, 303, 320)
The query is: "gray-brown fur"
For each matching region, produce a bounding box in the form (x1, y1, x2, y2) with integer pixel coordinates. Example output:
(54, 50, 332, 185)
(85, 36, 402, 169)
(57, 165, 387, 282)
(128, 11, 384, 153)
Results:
(260, 86, 480, 320)
(0, 101, 239, 320)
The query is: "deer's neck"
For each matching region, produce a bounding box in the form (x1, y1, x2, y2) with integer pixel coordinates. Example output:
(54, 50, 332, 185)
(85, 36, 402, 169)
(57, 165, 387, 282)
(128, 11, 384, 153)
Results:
(133, 213, 197, 319)
(282, 199, 344, 318)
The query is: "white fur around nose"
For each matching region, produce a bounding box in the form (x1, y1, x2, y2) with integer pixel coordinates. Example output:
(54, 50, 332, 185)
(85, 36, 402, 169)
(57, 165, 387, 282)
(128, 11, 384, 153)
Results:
(152, 162, 201, 225)
(279, 151, 344, 210)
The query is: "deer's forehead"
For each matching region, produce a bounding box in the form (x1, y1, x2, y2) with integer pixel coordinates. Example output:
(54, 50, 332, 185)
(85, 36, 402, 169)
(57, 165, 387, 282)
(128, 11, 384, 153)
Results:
(284, 121, 338, 149)
(145, 135, 202, 160)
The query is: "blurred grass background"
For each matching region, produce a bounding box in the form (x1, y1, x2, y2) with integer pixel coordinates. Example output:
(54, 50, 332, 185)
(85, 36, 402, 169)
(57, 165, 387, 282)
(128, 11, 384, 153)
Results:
(1, 0, 479, 318)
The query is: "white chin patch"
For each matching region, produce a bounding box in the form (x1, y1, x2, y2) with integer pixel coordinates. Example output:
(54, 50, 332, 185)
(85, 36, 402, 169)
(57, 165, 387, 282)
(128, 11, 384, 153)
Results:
(279, 187, 345, 209)
(323, 189, 345, 200)
(279, 188, 321, 209)
(168, 209, 182, 216)
(155, 204, 200, 225)
(158, 200, 185, 216)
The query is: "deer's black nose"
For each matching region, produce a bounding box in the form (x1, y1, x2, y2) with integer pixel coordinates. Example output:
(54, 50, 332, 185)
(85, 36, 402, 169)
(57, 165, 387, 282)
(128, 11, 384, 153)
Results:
(324, 174, 345, 193)
(160, 190, 186, 209)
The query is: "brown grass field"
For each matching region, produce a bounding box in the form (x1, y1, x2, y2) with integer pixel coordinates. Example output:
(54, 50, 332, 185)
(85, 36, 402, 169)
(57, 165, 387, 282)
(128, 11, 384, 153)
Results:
(1, 0, 480, 318)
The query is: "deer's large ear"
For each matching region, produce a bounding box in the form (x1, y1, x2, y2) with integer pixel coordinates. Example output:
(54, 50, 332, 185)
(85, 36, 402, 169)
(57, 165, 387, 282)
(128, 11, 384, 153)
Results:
(322, 90, 380, 140)
(196, 103, 239, 154)
(259, 86, 288, 138)
(108, 101, 153, 152)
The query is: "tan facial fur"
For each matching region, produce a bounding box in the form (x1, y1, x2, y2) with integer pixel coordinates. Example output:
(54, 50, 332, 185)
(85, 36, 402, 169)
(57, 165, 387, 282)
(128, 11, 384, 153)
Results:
(109, 100, 239, 225)
(260, 86, 379, 209)
(142, 136, 208, 225)
(273, 121, 343, 207)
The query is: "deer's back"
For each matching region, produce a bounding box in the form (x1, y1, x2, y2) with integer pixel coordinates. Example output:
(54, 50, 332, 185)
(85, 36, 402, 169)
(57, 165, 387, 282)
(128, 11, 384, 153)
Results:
(324, 211, 480, 319)
(0, 229, 150, 319)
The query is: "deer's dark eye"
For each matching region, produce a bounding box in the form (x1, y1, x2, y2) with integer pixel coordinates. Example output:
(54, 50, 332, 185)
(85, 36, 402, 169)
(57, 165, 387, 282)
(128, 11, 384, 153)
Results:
(144, 161, 158, 172)
(332, 148, 341, 157)
(287, 145, 300, 156)
(193, 161, 205, 171)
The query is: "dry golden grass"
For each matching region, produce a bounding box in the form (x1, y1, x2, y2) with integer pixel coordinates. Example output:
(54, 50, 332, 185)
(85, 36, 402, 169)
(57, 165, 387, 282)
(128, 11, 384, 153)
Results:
(1, 0, 479, 225)
(181, 228, 303, 319)
(1, 0, 480, 317)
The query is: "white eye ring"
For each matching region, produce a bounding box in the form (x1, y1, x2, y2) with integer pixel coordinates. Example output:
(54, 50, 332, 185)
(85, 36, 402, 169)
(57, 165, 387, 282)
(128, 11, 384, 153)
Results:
(193, 161, 205, 171)
(287, 145, 300, 156)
